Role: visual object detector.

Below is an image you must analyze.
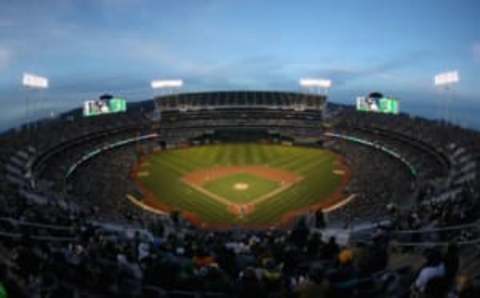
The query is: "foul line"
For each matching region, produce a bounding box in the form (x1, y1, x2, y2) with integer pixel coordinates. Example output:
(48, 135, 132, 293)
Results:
(322, 194, 356, 213)
(247, 177, 303, 206)
(126, 194, 168, 216)
(182, 180, 235, 207)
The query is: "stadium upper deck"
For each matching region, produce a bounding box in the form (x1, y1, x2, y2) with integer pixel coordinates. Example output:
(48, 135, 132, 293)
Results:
(154, 90, 327, 112)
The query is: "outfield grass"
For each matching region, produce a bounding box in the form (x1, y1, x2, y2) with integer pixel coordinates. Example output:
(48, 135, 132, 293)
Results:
(137, 144, 344, 226)
(203, 173, 279, 204)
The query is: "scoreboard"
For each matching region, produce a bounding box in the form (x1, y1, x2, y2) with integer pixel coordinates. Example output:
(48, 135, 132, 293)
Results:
(356, 96, 399, 114)
(83, 97, 127, 117)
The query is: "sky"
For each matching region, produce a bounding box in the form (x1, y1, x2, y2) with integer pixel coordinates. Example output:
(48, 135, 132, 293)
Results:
(0, 0, 479, 130)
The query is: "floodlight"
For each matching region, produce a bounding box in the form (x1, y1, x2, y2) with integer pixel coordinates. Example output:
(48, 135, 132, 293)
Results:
(299, 78, 332, 88)
(434, 71, 459, 86)
(151, 80, 183, 89)
(22, 73, 49, 89)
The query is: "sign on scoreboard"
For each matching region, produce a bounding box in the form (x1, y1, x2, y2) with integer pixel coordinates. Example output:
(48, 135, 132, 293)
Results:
(83, 97, 127, 117)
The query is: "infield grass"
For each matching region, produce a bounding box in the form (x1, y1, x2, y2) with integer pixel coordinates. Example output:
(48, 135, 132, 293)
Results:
(203, 173, 280, 204)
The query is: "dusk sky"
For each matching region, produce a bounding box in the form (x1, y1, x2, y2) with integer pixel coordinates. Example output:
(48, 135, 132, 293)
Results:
(0, 0, 479, 130)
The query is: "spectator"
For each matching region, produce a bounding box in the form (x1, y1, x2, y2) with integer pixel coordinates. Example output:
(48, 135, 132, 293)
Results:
(412, 249, 446, 295)
(444, 242, 460, 284)
(237, 267, 267, 298)
(450, 274, 480, 298)
(322, 236, 340, 260)
(315, 209, 326, 229)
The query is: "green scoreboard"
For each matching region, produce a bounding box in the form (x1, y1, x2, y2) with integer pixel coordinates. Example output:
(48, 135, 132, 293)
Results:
(83, 97, 127, 117)
(109, 98, 127, 113)
(356, 96, 399, 114)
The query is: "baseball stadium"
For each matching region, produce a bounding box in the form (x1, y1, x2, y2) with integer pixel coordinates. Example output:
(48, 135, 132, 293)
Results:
(1, 1, 480, 296)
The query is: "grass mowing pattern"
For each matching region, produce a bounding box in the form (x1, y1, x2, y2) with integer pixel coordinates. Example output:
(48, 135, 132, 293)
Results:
(203, 173, 280, 204)
(138, 144, 343, 225)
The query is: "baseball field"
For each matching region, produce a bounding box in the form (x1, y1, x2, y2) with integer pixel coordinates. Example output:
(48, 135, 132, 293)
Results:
(133, 143, 349, 228)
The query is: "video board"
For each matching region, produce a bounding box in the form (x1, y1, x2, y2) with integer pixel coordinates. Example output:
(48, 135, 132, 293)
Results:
(356, 96, 399, 114)
(83, 97, 127, 117)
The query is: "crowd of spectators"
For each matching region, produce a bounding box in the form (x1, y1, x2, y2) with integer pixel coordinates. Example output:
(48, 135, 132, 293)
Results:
(325, 139, 414, 225)
(1, 212, 479, 297)
(390, 185, 480, 245)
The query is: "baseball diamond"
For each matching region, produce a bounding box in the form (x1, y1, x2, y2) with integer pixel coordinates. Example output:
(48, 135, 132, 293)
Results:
(133, 143, 350, 228)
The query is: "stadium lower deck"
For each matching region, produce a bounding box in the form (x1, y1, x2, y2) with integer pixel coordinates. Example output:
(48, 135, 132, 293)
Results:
(1, 93, 480, 297)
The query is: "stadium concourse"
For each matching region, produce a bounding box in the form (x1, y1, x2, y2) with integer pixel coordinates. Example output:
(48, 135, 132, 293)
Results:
(0, 91, 479, 297)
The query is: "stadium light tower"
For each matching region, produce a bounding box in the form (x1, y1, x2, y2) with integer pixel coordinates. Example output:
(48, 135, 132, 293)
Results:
(299, 78, 332, 95)
(22, 73, 49, 187)
(150, 79, 183, 121)
(299, 78, 332, 118)
(434, 70, 459, 125)
(22, 73, 49, 133)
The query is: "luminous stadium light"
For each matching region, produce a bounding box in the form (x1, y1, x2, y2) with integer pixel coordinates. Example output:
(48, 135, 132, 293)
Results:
(150, 79, 183, 89)
(434, 71, 459, 86)
(299, 78, 332, 89)
(22, 73, 49, 89)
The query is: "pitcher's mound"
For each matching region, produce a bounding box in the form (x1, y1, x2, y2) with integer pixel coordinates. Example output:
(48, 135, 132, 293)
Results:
(233, 183, 249, 191)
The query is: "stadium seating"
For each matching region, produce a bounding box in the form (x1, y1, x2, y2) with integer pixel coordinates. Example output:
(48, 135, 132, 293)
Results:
(0, 94, 479, 297)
